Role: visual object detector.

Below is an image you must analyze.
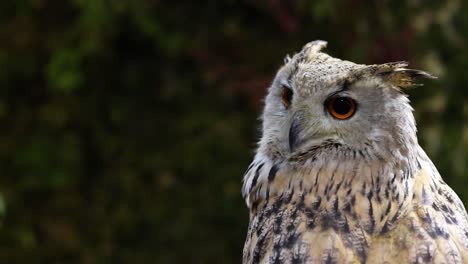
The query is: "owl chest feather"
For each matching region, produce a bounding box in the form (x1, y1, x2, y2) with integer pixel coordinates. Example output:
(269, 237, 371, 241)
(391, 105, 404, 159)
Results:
(242, 151, 468, 263)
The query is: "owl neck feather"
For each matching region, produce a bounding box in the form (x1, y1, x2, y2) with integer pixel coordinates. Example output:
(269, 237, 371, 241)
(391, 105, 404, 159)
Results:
(242, 141, 421, 234)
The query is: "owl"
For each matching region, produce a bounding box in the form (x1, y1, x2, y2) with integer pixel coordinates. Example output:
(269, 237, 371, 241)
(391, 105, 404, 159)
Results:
(242, 41, 468, 264)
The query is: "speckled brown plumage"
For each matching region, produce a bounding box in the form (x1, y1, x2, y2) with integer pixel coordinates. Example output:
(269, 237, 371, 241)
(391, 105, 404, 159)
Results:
(242, 41, 468, 264)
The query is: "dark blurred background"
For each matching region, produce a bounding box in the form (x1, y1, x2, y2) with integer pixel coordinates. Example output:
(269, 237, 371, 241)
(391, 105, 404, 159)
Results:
(0, 1, 467, 263)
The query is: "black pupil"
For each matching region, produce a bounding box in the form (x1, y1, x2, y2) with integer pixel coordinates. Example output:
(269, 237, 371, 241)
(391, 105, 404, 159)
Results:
(333, 97, 352, 114)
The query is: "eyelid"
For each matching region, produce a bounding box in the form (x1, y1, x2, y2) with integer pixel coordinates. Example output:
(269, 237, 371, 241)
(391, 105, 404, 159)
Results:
(326, 89, 351, 101)
(326, 80, 351, 98)
(280, 80, 292, 90)
(280, 83, 293, 98)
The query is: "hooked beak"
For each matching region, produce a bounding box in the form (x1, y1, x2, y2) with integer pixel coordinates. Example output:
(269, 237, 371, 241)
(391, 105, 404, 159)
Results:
(289, 112, 303, 152)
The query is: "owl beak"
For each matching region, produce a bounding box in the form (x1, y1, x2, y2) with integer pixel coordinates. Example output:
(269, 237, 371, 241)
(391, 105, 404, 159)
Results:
(289, 112, 303, 152)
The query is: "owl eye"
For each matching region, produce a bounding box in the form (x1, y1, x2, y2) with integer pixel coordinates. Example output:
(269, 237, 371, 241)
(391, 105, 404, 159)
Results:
(281, 86, 293, 109)
(327, 96, 356, 120)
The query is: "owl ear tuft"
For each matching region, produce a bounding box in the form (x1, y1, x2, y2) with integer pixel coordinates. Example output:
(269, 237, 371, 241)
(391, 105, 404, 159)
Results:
(301, 40, 328, 61)
(374, 62, 437, 89)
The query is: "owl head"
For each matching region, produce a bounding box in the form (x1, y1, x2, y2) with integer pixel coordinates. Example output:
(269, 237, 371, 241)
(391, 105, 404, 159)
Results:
(258, 41, 435, 165)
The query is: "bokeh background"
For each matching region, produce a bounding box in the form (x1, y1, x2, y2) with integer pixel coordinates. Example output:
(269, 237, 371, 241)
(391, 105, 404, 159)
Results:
(0, 1, 467, 263)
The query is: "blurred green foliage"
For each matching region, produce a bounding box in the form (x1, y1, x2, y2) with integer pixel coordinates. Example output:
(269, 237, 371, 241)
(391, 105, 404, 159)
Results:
(0, 1, 467, 263)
